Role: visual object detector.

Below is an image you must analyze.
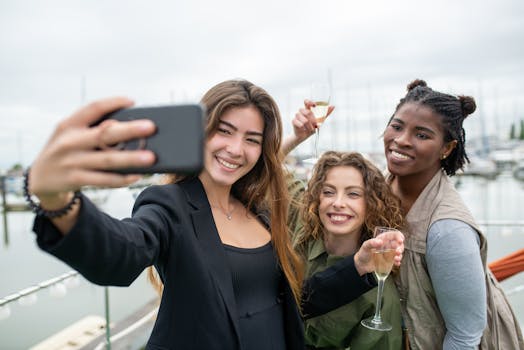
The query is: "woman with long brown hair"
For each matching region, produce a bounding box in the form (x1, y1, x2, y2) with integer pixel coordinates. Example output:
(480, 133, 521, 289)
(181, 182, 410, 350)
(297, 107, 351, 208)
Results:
(28, 79, 305, 349)
(27, 79, 404, 349)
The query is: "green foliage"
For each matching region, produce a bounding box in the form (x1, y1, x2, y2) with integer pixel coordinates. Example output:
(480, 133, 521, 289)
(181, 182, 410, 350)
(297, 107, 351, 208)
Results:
(520, 119, 524, 140)
(10, 164, 23, 172)
(510, 123, 516, 139)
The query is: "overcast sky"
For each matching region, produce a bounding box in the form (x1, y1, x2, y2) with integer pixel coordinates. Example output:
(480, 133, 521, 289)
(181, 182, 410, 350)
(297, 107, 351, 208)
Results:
(1, 0, 523, 170)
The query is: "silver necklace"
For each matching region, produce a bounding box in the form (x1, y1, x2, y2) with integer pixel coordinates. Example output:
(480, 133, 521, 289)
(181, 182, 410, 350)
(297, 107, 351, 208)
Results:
(210, 202, 236, 220)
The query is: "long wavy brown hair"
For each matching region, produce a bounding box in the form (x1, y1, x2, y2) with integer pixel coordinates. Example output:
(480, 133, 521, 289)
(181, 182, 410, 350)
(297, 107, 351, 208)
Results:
(295, 151, 406, 252)
(148, 79, 304, 306)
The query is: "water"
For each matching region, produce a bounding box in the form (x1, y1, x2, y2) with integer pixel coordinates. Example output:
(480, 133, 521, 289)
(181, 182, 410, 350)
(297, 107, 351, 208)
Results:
(0, 187, 157, 349)
(454, 172, 524, 320)
(1, 175, 523, 349)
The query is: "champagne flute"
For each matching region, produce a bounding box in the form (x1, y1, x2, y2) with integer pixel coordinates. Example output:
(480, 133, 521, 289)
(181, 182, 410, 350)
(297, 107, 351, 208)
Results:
(361, 226, 399, 331)
(309, 83, 331, 161)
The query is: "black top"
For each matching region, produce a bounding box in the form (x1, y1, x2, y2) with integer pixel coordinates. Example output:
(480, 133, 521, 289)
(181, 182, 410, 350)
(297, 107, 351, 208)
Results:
(224, 242, 286, 350)
(33, 177, 374, 349)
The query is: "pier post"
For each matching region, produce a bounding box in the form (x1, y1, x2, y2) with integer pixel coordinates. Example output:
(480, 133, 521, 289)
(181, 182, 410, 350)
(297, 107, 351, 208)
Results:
(104, 286, 112, 349)
(1, 176, 9, 247)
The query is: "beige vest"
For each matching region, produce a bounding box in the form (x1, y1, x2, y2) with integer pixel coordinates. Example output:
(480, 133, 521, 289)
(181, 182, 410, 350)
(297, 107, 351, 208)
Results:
(394, 170, 523, 350)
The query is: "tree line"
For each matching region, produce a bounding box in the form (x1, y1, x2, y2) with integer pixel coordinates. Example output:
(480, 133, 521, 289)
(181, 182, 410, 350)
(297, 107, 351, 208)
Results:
(509, 119, 524, 140)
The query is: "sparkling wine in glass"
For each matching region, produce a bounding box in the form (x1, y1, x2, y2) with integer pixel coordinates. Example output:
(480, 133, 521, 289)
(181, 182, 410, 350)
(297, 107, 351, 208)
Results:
(361, 226, 399, 332)
(311, 101, 330, 126)
(310, 83, 331, 159)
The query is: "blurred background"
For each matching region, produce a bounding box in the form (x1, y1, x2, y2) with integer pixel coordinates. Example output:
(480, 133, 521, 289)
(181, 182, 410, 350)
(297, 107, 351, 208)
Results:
(1, 0, 523, 168)
(1, 1, 523, 349)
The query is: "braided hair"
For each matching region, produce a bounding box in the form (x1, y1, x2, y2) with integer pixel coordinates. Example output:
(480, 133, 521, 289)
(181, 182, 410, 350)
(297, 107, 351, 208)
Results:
(388, 79, 476, 176)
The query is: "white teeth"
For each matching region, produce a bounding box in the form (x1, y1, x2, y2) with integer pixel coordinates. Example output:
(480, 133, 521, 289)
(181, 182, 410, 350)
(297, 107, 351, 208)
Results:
(217, 157, 239, 169)
(331, 215, 349, 222)
(392, 151, 410, 160)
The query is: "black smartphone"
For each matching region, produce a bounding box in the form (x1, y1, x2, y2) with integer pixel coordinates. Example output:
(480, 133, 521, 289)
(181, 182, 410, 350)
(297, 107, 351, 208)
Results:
(95, 104, 205, 174)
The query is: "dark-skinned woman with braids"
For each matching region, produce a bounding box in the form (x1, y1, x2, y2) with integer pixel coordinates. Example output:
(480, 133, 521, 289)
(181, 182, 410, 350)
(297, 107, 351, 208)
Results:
(382, 80, 521, 350)
(285, 80, 523, 350)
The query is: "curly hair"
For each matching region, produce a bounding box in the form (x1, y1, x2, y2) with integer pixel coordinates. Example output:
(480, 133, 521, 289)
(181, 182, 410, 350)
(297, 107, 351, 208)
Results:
(388, 79, 477, 176)
(295, 151, 406, 251)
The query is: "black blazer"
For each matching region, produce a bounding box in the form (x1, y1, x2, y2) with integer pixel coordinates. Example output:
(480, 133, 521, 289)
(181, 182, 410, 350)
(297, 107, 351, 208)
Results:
(34, 177, 373, 350)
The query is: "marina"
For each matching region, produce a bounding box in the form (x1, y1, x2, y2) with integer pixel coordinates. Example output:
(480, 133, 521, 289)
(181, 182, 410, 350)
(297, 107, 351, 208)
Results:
(1, 0, 523, 348)
(0, 169, 523, 349)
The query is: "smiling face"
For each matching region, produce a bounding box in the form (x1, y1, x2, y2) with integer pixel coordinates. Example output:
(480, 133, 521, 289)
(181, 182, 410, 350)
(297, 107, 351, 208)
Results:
(199, 105, 264, 188)
(383, 102, 457, 183)
(318, 166, 367, 241)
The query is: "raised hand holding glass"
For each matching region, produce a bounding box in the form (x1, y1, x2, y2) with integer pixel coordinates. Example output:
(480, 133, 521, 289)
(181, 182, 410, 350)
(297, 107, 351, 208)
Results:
(360, 226, 400, 331)
(306, 83, 331, 163)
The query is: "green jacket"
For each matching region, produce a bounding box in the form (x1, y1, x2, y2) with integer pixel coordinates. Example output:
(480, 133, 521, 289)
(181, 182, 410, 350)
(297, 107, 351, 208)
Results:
(303, 239, 403, 350)
(287, 175, 402, 349)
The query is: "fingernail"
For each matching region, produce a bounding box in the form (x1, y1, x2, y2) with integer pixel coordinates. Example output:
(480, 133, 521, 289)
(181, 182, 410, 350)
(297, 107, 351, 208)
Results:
(138, 120, 155, 130)
(139, 151, 155, 162)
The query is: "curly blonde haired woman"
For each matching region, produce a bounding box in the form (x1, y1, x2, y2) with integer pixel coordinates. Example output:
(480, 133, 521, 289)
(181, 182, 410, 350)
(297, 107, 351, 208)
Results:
(287, 149, 407, 349)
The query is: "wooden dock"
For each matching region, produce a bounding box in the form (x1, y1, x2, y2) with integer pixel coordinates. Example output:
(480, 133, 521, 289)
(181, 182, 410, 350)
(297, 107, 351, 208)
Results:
(29, 315, 109, 350)
(28, 298, 158, 350)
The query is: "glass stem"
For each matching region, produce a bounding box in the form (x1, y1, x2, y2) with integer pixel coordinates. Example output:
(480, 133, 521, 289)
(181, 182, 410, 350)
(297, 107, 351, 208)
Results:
(315, 129, 320, 158)
(372, 278, 385, 323)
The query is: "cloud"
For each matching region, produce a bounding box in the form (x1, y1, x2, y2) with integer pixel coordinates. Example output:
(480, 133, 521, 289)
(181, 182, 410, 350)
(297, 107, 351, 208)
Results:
(0, 0, 523, 168)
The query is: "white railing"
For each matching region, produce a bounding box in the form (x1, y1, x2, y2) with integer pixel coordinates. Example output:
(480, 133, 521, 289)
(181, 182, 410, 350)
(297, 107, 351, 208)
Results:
(0, 270, 79, 314)
(1, 219, 522, 349)
(0, 270, 113, 349)
(477, 220, 524, 227)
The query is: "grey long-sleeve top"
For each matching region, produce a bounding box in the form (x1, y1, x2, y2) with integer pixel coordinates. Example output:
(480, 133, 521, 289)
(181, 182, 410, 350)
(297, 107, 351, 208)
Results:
(427, 219, 487, 350)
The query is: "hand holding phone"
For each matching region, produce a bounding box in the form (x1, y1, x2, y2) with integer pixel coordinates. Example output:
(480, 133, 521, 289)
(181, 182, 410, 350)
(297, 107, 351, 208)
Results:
(94, 104, 205, 174)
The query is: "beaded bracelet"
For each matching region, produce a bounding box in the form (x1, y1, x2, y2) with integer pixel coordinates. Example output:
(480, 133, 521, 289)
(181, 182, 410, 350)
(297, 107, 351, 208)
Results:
(23, 168, 82, 218)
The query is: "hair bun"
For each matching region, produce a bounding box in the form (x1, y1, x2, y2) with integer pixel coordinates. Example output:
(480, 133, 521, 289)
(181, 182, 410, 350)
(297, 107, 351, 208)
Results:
(458, 95, 476, 117)
(407, 79, 427, 91)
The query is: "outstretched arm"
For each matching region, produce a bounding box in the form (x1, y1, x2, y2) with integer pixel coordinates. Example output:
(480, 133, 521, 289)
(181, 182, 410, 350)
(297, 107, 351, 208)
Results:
(28, 97, 156, 234)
